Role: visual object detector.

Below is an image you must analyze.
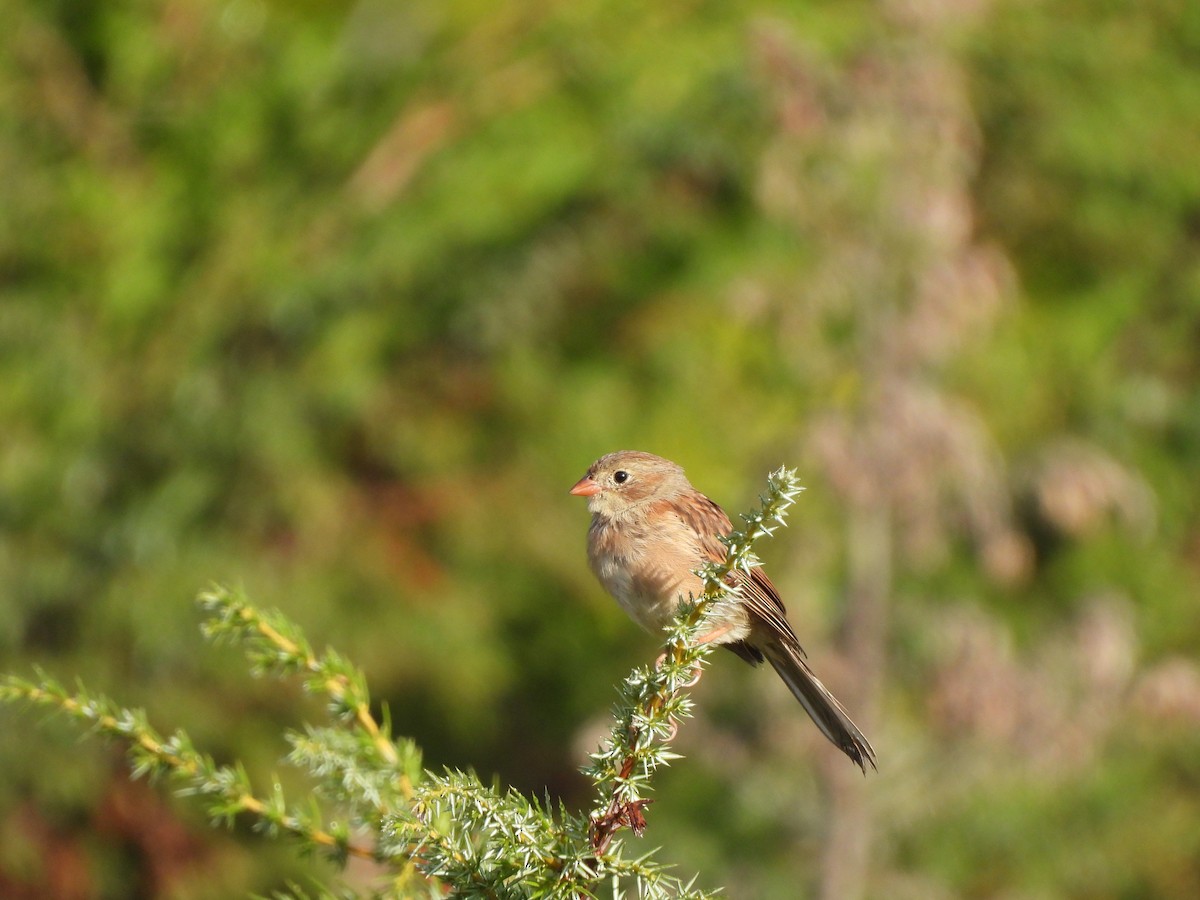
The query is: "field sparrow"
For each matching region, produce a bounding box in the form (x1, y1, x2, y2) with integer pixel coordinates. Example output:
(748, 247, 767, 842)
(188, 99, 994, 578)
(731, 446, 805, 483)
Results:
(571, 450, 876, 772)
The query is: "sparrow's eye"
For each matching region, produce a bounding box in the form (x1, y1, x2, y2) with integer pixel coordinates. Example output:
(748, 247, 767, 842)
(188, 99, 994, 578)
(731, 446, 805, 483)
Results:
(613, 470, 629, 484)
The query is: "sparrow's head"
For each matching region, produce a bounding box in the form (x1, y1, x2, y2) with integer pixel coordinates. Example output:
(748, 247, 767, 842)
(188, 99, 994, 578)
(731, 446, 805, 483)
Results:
(569, 450, 691, 518)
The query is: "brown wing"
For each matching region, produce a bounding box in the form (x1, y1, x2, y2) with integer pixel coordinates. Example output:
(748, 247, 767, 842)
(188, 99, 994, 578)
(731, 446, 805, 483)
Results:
(673, 490, 806, 659)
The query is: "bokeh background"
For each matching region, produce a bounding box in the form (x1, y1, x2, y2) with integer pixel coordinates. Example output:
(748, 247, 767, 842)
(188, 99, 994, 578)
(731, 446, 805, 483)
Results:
(2, 0, 1198, 897)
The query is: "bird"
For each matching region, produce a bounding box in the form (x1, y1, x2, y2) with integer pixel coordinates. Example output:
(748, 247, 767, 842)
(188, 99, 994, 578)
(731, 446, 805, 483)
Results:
(570, 450, 876, 772)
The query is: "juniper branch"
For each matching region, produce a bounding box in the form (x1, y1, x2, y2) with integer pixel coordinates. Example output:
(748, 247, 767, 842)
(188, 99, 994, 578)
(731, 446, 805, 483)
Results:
(199, 586, 406, 777)
(0, 672, 372, 863)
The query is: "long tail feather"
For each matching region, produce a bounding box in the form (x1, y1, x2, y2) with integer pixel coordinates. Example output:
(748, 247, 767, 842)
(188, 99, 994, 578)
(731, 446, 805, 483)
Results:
(763, 643, 877, 773)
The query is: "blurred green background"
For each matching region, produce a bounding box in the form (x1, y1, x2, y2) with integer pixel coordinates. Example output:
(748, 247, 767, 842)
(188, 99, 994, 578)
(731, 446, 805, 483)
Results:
(2, 0, 1198, 897)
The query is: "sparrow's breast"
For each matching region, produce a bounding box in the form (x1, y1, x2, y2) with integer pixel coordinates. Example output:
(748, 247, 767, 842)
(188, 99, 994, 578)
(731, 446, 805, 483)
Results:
(587, 516, 700, 634)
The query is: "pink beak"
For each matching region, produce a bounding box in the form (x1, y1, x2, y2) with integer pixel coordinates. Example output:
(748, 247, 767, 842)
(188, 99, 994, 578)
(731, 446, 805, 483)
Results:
(569, 475, 601, 497)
